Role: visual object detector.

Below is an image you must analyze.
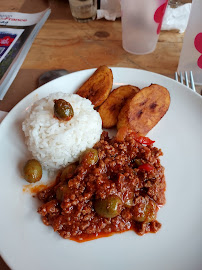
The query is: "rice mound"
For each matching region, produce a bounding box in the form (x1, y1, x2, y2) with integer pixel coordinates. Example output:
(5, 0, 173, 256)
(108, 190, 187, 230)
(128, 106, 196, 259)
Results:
(22, 92, 102, 171)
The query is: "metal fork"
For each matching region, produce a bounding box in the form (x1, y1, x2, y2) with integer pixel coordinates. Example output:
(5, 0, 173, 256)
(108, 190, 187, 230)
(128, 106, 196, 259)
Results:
(175, 71, 196, 92)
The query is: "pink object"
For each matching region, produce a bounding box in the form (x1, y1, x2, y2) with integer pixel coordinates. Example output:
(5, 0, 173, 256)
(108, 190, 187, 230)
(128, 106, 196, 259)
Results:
(194, 33, 202, 69)
(154, 2, 168, 34)
(120, 0, 168, 55)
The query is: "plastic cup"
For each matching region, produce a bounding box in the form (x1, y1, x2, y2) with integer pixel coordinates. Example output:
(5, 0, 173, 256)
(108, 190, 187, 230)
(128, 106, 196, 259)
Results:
(177, 0, 202, 85)
(120, 0, 168, 55)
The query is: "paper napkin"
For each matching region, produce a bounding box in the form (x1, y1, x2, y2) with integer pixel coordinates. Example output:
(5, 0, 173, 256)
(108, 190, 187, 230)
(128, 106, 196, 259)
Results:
(162, 3, 191, 33)
(97, 0, 191, 33)
(97, 0, 121, 21)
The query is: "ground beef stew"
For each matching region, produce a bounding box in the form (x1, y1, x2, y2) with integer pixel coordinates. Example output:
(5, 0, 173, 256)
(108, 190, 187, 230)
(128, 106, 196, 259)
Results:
(37, 130, 166, 242)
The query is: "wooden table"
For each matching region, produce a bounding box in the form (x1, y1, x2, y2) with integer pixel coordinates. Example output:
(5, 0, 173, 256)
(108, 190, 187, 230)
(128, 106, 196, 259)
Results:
(0, 0, 199, 269)
(0, 0, 200, 114)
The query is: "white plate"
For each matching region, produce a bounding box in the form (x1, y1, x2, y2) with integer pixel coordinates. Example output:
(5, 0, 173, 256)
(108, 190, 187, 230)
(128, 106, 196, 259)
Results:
(0, 68, 201, 270)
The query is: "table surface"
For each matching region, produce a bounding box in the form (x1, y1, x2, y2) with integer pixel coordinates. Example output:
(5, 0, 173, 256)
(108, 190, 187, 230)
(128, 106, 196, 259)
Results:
(0, 0, 200, 269)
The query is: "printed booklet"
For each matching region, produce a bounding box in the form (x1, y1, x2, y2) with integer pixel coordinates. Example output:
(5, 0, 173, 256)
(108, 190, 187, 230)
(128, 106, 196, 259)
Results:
(0, 9, 51, 100)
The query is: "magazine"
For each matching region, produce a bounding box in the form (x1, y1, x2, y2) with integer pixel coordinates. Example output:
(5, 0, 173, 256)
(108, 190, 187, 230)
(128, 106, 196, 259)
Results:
(0, 9, 51, 100)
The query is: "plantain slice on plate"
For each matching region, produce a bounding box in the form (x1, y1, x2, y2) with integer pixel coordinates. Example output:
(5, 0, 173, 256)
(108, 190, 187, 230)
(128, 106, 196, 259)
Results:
(98, 85, 140, 128)
(76, 65, 113, 107)
(117, 84, 170, 136)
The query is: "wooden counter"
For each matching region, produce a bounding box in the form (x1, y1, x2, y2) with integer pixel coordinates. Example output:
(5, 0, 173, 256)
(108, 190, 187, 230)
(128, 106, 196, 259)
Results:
(0, 0, 199, 269)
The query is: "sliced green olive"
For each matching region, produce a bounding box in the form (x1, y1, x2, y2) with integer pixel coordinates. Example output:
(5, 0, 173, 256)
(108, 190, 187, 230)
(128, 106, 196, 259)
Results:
(132, 198, 157, 223)
(56, 185, 71, 202)
(23, 159, 42, 183)
(94, 195, 123, 218)
(54, 99, 74, 121)
(79, 148, 98, 166)
(60, 164, 77, 182)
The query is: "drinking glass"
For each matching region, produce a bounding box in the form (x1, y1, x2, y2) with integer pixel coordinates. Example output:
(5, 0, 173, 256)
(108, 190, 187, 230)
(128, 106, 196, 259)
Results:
(69, 0, 97, 22)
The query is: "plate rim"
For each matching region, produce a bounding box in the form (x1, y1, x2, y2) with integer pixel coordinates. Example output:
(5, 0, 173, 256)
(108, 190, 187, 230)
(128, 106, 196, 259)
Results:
(1, 67, 201, 128)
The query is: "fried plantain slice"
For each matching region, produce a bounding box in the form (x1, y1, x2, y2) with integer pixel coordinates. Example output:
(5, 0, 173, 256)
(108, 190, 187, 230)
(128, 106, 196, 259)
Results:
(98, 85, 140, 128)
(76, 65, 113, 107)
(117, 84, 170, 136)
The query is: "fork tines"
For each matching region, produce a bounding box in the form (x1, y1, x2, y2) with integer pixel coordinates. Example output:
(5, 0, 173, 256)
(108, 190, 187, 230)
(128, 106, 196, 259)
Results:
(175, 71, 196, 92)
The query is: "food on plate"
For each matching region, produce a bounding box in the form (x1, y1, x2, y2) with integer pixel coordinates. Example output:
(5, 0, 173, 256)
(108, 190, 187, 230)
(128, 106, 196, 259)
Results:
(60, 164, 77, 183)
(54, 99, 74, 121)
(22, 92, 102, 171)
(21, 68, 170, 242)
(98, 85, 140, 128)
(79, 148, 99, 166)
(37, 129, 166, 241)
(76, 65, 113, 107)
(117, 84, 170, 136)
(23, 159, 42, 183)
(94, 194, 123, 218)
(132, 196, 157, 222)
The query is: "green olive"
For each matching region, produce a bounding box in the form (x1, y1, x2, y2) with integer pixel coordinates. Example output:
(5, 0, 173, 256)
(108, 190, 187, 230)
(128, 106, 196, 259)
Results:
(56, 185, 71, 202)
(132, 198, 157, 223)
(79, 148, 98, 166)
(60, 164, 77, 182)
(124, 197, 134, 208)
(54, 99, 74, 121)
(94, 195, 123, 218)
(23, 159, 42, 183)
(134, 159, 143, 167)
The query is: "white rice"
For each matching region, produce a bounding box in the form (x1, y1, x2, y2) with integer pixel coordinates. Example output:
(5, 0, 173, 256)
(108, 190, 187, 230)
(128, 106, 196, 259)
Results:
(22, 92, 102, 171)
